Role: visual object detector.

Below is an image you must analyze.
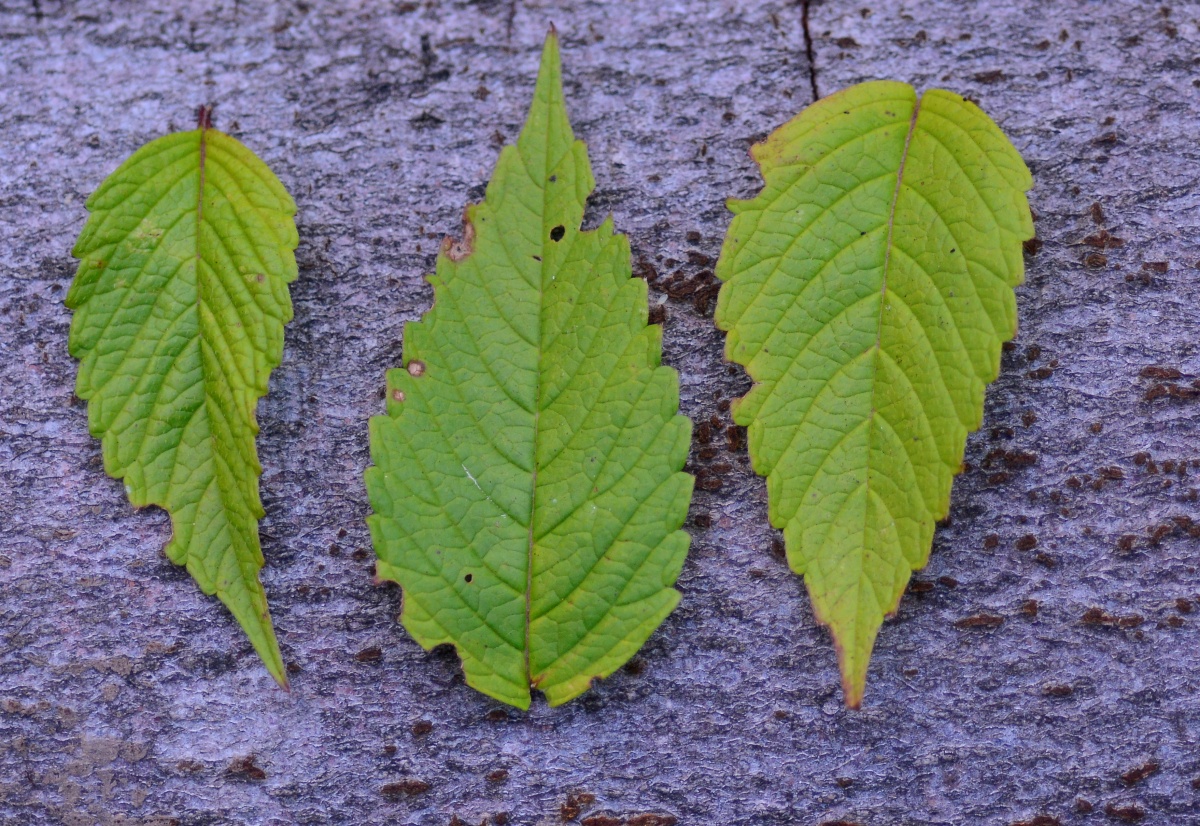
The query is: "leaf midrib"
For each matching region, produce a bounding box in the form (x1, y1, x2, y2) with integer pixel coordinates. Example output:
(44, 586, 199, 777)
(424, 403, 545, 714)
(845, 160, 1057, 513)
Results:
(191, 124, 249, 577)
(857, 94, 924, 596)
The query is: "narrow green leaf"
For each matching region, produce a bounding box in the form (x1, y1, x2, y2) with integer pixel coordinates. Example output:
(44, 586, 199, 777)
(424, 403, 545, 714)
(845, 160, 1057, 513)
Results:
(67, 111, 298, 686)
(715, 81, 1033, 706)
(366, 33, 693, 709)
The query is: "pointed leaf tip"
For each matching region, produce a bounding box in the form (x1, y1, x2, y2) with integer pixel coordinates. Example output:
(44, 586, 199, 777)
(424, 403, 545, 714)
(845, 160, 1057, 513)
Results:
(715, 80, 1033, 705)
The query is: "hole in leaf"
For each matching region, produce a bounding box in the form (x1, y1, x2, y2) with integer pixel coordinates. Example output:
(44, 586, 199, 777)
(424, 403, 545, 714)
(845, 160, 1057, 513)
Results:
(464, 573, 473, 583)
(550, 225, 565, 242)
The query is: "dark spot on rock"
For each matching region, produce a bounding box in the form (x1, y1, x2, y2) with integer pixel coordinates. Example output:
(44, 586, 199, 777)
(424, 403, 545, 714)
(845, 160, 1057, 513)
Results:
(1023, 237, 1043, 256)
(226, 755, 267, 781)
(1089, 202, 1105, 224)
(625, 816, 678, 826)
(1083, 229, 1124, 248)
(1012, 816, 1062, 826)
(354, 646, 382, 663)
(648, 304, 667, 325)
(581, 817, 621, 826)
(954, 613, 1004, 630)
(1016, 535, 1038, 551)
(409, 111, 444, 130)
(1043, 683, 1073, 698)
(973, 69, 1005, 83)
(1140, 366, 1182, 380)
(770, 536, 786, 560)
(486, 768, 509, 783)
(984, 534, 1000, 550)
(634, 256, 659, 283)
(1083, 252, 1108, 268)
(1142, 260, 1169, 274)
(561, 792, 596, 820)
(1121, 761, 1160, 786)
(1027, 366, 1055, 380)
(380, 778, 430, 798)
(485, 709, 508, 723)
(411, 719, 433, 737)
(1082, 607, 1143, 629)
(686, 231, 702, 243)
(1104, 803, 1145, 822)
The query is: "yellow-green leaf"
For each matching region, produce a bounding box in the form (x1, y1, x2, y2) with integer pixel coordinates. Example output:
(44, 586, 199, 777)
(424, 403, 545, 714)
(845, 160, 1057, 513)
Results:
(67, 112, 298, 686)
(715, 81, 1033, 706)
(365, 33, 693, 709)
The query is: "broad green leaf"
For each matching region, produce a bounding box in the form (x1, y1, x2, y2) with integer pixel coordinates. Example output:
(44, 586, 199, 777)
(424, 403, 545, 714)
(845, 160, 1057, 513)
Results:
(67, 111, 298, 686)
(715, 81, 1033, 707)
(365, 33, 693, 709)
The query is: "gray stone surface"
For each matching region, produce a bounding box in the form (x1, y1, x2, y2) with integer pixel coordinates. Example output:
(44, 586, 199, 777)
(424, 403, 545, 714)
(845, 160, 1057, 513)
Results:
(2, 1, 1199, 824)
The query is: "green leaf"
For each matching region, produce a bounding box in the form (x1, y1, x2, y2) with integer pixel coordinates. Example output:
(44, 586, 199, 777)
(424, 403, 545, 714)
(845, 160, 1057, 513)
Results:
(67, 112, 298, 686)
(365, 33, 693, 709)
(715, 81, 1033, 707)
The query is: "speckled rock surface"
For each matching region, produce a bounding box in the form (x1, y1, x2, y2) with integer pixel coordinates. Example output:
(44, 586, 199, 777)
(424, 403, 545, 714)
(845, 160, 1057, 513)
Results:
(2, 1, 1199, 824)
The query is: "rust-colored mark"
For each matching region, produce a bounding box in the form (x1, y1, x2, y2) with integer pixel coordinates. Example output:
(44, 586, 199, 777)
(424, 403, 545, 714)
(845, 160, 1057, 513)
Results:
(953, 613, 1005, 630)
(442, 210, 476, 262)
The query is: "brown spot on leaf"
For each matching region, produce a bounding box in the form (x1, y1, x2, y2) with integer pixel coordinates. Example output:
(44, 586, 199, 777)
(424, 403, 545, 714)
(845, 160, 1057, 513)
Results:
(442, 214, 476, 262)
